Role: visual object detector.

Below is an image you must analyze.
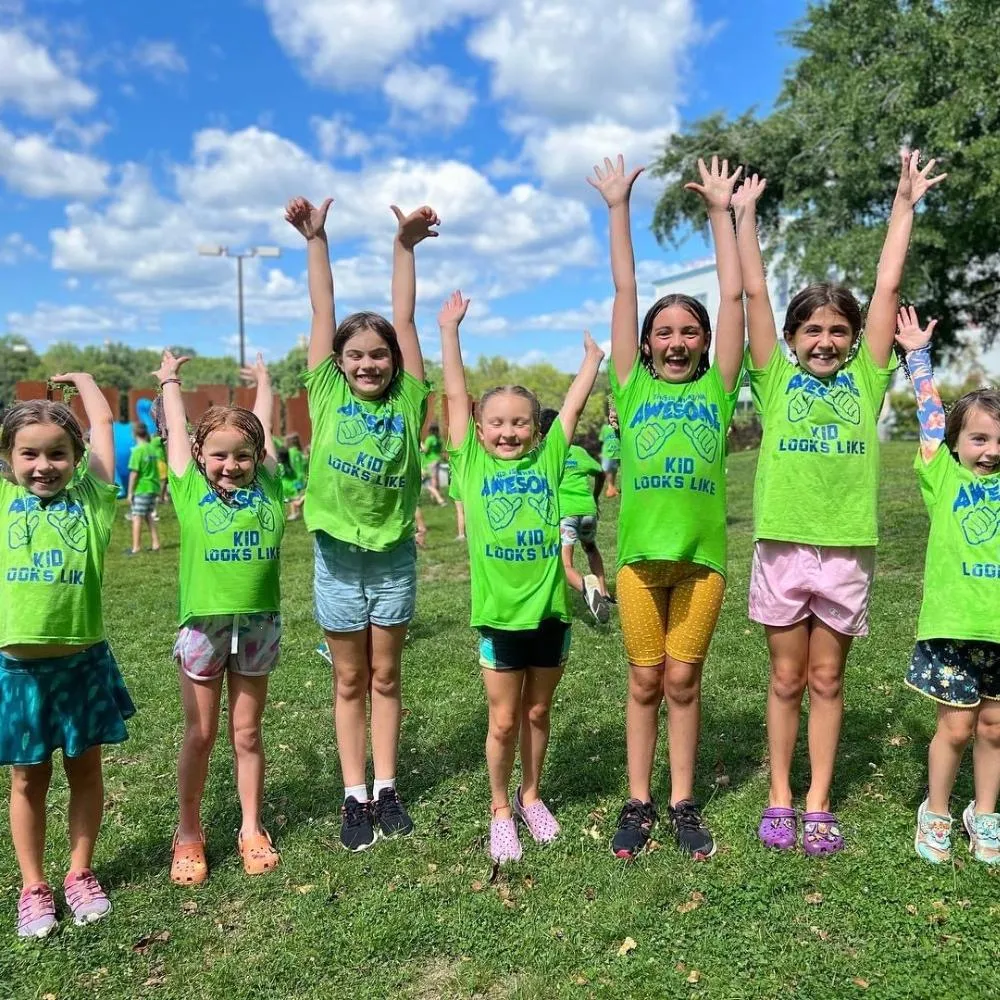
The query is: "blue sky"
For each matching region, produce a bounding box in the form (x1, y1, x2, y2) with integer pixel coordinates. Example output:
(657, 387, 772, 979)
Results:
(0, 0, 807, 370)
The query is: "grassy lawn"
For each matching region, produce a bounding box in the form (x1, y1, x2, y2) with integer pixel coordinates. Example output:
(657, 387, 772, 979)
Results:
(3, 442, 999, 999)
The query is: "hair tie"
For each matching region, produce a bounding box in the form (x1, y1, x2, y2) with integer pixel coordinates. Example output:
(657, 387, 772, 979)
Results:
(159, 378, 181, 389)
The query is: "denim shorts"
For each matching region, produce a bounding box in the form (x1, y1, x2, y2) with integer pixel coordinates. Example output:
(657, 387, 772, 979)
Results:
(314, 531, 417, 632)
(559, 514, 598, 547)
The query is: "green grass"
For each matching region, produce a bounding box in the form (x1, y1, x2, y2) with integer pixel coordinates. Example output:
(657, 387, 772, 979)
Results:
(3, 442, 999, 999)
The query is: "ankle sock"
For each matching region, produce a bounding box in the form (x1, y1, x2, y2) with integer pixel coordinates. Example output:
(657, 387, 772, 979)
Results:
(373, 778, 396, 798)
(344, 784, 368, 803)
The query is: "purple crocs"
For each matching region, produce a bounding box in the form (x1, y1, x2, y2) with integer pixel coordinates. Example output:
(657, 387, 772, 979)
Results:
(490, 814, 523, 864)
(802, 811, 845, 856)
(758, 806, 797, 851)
(514, 787, 561, 844)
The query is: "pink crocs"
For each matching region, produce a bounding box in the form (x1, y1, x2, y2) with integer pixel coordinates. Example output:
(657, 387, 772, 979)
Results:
(490, 812, 523, 864)
(513, 787, 561, 844)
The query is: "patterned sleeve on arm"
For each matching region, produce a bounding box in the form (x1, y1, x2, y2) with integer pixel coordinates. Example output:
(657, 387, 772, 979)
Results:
(905, 346, 945, 463)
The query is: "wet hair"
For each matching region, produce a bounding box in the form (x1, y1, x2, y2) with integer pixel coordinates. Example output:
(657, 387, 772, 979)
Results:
(477, 385, 542, 437)
(333, 311, 404, 395)
(0, 400, 86, 464)
(639, 294, 712, 379)
(133, 421, 150, 441)
(783, 283, 863, 341)
(539, 408, 559, 435)
(191, 405, 266, 505)
(945, 389, 1000, 452)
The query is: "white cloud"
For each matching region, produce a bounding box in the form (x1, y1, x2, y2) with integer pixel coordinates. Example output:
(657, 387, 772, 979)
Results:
(311, 115, 373, 160)
(0, 28, 97, 117)
(0, 124, 110, 199)
(263, 0, 497, 87)
(5, 302, 140, 342)
(132, 40, 187, 75)
(383, 64, 475, 128)
(0, 232, 41, 264)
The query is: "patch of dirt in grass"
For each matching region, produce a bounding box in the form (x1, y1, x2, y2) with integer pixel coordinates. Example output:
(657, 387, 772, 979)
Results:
(405, 957, 511, 1000)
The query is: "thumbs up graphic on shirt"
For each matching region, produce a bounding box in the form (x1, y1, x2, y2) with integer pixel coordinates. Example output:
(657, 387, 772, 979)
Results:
(375, 430, 404, 463)
(962, 505, 1000, 547)
(486, 495, 522, 531)
(203, 501, 235, 535)
(528, 491, 558, 527)
(682, 422, 718, 463)
(47, 508, 87, 552)
(337, 415, 369, 447)
(787, 392, 815, 423)
(827, 389, 861, 425)
(8, 513, 39, 549)
(252, 495, 276, 533)
(635, 421, 676, 460)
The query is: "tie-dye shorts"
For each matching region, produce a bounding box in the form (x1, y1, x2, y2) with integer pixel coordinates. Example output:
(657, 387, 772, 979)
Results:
(173, 613, 281, 681)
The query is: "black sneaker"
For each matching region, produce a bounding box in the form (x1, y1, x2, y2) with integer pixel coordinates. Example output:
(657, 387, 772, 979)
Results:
(582, 574, 610, 624)
(611, 798, 657, 859)
(668, 799, 716, 860)
(340, 796, 377, 852)
(372, 787, 414, 838)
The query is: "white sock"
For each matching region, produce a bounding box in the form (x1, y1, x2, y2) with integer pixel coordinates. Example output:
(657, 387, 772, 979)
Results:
(344, 784, 368, 803)
(373, 778, 396, 798)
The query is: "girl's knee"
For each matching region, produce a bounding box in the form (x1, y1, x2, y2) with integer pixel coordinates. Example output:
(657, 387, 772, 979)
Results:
(771, 660, 808, 701)
(10, 763, 51, 798)
(807, 664, 844, 702)
(664, 668, 701, 707)
(231, 721, 263, 758)
(975, 711, 1000, 746)
(629, 667, 664, 706)
(524, 700, 551, 727)
(489, 710, 519, 744)
(184, 723, 218, 758)
(370, 665, 401, 699)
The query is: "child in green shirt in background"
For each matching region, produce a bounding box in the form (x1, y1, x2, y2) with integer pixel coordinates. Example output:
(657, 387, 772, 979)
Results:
(126, 422, 161, 554)
(157, 351, 284, 885)
(420, 423, 447, 506)
(440, 290, 604, 865)
(896, 307, 1000, 867)
(735, 151, 945, 856)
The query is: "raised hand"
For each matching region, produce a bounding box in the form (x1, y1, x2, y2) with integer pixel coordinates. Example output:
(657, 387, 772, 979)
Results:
(438, 290, 470, 328)
(392, 205, 440, 249)
(586, 154, 644, 208)
(894, 149, 946, 208)
(152, 349, 191, 385)
(240, 352, 269, 387)
(583, 329, 605, 362)
(731, 173, 768, 216)
(684, 156, 743, 213)
(895, 305, 937, 353)
(285, 196, 333, 240)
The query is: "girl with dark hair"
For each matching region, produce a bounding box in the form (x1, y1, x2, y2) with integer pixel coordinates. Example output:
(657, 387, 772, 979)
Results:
(286, 194, 437, 851)
(1, 377, 133, 937)
(157, 351, 284, 885)
(896, 307, 1000, 867)
(734, 151, 945, 856)
(590, 154, 746, 862)
(440, 291, 604, 864)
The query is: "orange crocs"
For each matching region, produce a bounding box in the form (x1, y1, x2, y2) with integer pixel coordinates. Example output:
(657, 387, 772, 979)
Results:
(171, 830, 208, 886)
(238, 829, 280, 876)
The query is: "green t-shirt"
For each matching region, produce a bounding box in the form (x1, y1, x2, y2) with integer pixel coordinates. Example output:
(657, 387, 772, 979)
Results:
(599, 423, 620, 461)
(451, 421, 570, 629)
(302, 358, 429, 551)
(0, 470, 119, 646)
(423, 433, 442, 461)
(750, 341, 895, 546)
(288, 446, 306, 488)
(277, 463, 299, 501)
(611, 357, 740, 574)
(169, 462, 285, 625)
(150, 436, 167, 464)
(129, 442, 161, 495)
(916, 446, 1000, 643)
(559, 444, 602, 519)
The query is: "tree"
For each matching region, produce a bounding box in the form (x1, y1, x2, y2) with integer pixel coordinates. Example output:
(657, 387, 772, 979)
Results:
(0, 335, 42, 410)
(650, 0, 1000, 356)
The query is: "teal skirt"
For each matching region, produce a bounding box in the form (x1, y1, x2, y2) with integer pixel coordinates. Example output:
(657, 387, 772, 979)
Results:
(0, 642, 136, 766)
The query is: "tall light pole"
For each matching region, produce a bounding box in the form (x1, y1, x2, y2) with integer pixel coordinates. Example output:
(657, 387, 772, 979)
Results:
(197, 245, 281, 367)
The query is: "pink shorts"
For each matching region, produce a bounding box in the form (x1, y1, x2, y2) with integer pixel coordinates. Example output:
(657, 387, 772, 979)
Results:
(748, 541, 875, 637)
(173, 613, 281, 681)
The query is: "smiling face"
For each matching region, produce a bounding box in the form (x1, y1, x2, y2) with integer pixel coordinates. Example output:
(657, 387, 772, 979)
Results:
(477, 390, 537, 460)
(196, 425, 259, 491)
(5, 421, 79, 497)
(337, 326, 396, 400)
(643, 303, 710, 383)
(955, 404, 1000, 476)
(785, 304, 858, 379)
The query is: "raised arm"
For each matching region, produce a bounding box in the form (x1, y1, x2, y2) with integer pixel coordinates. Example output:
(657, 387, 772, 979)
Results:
(240, 353, 278, 472)
(685, 156, 745, 391)
(894, 305, 944, 464)
(558, 331, 606, 442)
(866, 150, 947, 367)
(152, 351, 193, 477)
(587, 155, 644, 385)
(438, 291, 472, 450)
(286, 196, 336, 371)
(390, 204, 440, 382)
(732, 174, 777, 370)
(49, 373, 114, 484)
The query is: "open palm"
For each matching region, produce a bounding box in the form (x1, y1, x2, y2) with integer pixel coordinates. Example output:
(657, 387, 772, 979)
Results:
(894, 305, 937, 352)
(895, 149, 946, 207)
(684, 156, 743, 212)
(438, 290, 470, 327)
(587, 154, 644, 208)
(731, 173, 768, 213)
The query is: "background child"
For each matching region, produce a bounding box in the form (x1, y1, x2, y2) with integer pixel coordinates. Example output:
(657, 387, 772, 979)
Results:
(276, 445, 306, 521)
(599, 402, 621, 498)
(0, 375, 134, 938)
(735, 150, 945, 855)
(158, 351, 284, 884)
(896, 307, 1000, 866)
(440, 289, 604, 864)
(127, 422, 161, 554)
(421, 423, 447, 506)
(538, 406, 611, 624)
(591, 154, 746, 862)
(287, 194, 436, 851)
